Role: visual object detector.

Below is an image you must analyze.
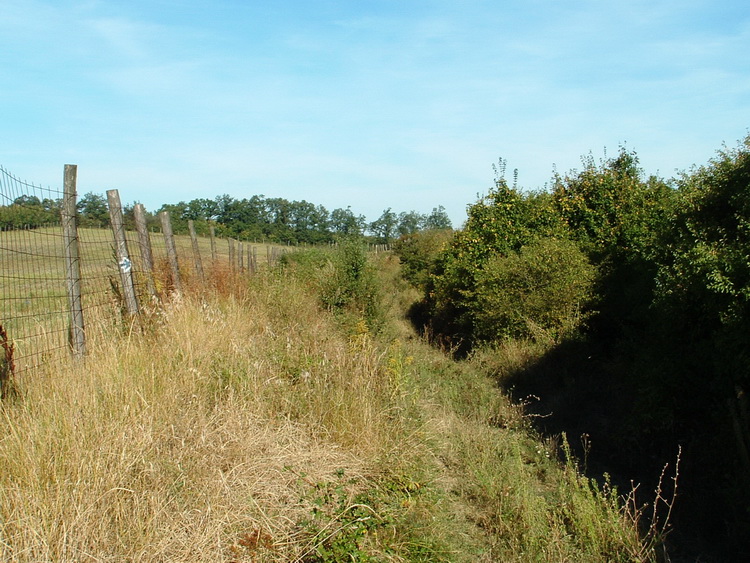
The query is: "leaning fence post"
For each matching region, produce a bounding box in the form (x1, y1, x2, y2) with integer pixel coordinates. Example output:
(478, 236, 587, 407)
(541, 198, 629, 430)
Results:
(160, 211, 182, 292)
(107, 189, 140, 318)
(133, 203, 158, 300)
(188, 220, 205, 281)
(62, 164, 85, 358)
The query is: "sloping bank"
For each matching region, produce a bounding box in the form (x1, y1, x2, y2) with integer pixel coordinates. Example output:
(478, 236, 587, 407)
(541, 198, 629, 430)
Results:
(0, 243, 655, 561)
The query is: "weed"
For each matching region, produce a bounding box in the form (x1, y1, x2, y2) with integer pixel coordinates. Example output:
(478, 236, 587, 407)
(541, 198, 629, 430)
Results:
(0, 324, 16, 400)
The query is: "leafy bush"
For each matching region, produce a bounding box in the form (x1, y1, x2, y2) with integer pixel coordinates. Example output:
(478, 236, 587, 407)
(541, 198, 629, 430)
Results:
(280, 239, 384, 332)
(391, 229, 454, 290)
(419, 177, 567, 349)
(472, 237, 596, 343)
(551, 148, 674, 261)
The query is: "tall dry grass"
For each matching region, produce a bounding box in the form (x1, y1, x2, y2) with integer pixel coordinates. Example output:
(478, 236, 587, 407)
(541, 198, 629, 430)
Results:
(0, 269, 419, 561)
(1, 250, 658, 562)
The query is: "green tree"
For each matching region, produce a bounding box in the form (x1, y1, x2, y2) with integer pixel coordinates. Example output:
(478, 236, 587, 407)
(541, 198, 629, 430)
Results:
(424, 205, 453, 230)
(77, 192, 110, 227)
(396, 210, 426, 236)
(369, 208, 398, 244)
(0, 195, 58, 229)
(422, 173, 566, 348)
(655, 135, 750, 425)
(184, 198, 220, 221)
(331, 207, 366, 236)
(551, 148, 674, 261)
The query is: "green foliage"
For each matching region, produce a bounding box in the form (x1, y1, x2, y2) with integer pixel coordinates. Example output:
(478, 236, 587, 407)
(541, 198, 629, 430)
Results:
(658, 137, 750, 329)
(77, 192, 110, 227)
(420, 176, 568, 347)
(330, 206, 367, 237)
(296, 472, 393, 563)
(0, 195, 60, 229)
(391, 228, 454, 290)
(647, 138, 750, 539)
(472, 238, 596, 343)
(429, 141, 749, 556)
(424, 205, 453, 230)
(368, 208, 399, 244)
(552, 148, 675, 261)
(280, 240, 384, 332)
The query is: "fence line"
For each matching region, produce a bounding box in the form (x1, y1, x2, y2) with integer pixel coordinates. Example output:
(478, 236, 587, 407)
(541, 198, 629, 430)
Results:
(1, 166, 70, 385)
(0, 164, 285, 390)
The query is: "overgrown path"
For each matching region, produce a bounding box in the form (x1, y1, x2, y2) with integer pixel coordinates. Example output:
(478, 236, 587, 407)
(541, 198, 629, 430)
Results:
(0, 249, 653, 562)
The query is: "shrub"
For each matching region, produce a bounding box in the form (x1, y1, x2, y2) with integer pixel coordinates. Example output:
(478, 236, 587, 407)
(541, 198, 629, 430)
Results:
(279, 239, 384, 332)
(472, 237, 596, 343)
(391, 229, 454, 290)
(419, 177, 567, 349)
(551, 148, 674, 261)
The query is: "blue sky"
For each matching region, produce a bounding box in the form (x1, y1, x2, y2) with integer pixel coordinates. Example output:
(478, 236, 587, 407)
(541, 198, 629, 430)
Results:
(2, 0, 748, 227)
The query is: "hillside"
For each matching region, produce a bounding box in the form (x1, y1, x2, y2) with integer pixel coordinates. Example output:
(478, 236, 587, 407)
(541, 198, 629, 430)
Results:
(0, 244, 659, 562)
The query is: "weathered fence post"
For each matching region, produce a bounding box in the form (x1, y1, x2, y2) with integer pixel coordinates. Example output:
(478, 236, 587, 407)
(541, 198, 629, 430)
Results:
(188, 220, 205, 281)
(228, 238, 236, 271)
(209, 225, 217, 262)
(62, 164, 85, 358)
(238, 241, 244, 271)
(160, 211, 182, 292)
(107, 189, 140, 318)
(133, 203, 158, 300)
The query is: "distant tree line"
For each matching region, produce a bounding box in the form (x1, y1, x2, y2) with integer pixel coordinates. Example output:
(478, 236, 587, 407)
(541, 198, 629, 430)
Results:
(0, 191, 452, 243)
(0, 195, 61, 228)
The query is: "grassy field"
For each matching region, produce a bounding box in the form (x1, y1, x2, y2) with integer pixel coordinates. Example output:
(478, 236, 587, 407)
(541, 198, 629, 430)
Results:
(0, 246, 658, 561)
(0, 225, 285, 375)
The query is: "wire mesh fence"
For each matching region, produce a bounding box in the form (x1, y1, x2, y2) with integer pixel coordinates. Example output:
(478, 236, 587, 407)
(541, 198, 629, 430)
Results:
(0, 166, 71, 377)
(1, 164, 282, 388)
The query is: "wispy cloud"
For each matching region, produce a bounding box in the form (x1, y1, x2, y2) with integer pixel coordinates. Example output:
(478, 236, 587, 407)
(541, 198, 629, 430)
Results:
(1, 0, 748, 226)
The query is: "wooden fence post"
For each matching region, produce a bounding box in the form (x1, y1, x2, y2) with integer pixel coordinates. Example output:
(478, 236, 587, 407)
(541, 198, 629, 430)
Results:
(228, 238, 236, 271)
(238, 241, 244, 271)
(62, 164, 85, 358)
(188, 220, 205, 281)
(160, 211, 182, 292)
(107, 189, 140, 317)
(209, 225, 217, 262)
(133, 203, 158, 300)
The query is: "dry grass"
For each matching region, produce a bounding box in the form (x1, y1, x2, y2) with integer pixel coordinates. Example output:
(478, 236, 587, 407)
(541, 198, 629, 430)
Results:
(0, 250, 656, 562)
(0, 270, 410, 561)
(0, 222, 287, 376)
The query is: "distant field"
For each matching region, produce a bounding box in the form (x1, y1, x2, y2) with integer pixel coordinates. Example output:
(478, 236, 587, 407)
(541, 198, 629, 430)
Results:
(0, 224, 282, 375)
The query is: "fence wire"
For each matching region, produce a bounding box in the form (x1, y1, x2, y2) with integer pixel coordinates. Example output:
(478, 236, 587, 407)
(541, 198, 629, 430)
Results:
(0, 167, 70, 375)
(1, 165, 281, 380)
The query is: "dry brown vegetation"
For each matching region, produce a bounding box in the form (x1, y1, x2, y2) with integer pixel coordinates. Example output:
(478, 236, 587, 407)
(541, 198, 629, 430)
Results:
(0, 250, 655, 561)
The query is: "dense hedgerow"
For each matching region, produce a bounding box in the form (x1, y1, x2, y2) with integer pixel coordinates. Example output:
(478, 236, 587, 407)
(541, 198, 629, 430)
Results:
(401, 140, 750, 558)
